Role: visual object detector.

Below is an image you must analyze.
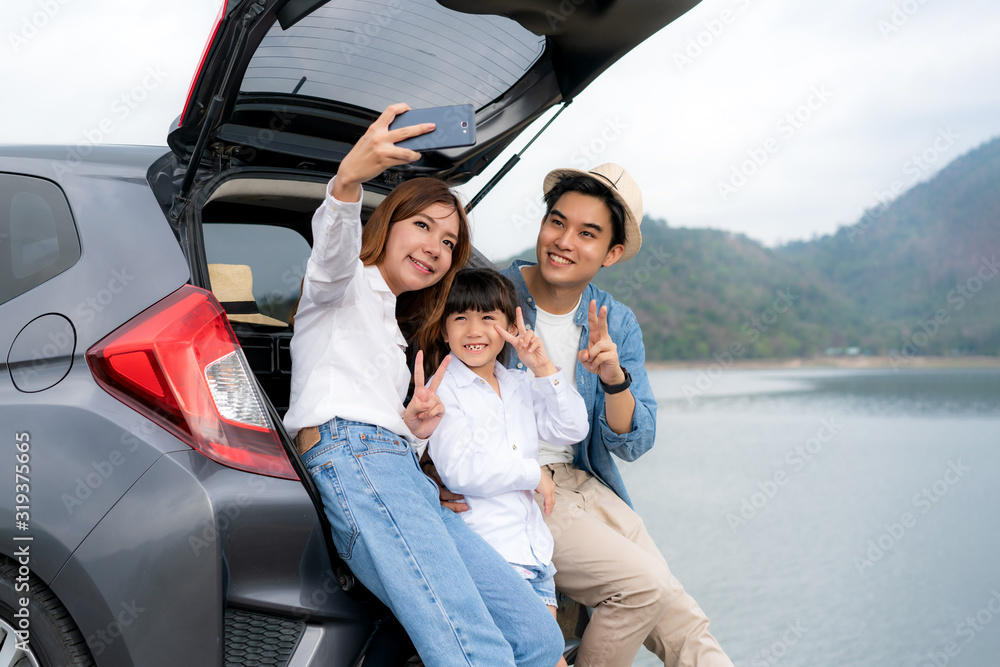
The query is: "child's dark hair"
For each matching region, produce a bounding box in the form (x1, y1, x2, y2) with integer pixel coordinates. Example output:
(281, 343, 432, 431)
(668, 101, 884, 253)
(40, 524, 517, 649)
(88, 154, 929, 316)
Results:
(429, 267, 518, 371)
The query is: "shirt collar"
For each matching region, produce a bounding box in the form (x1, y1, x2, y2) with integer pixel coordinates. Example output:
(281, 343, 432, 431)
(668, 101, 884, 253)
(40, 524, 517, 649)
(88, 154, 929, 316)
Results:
(364, 264, 395, 300)
(448, 355, 507, 388)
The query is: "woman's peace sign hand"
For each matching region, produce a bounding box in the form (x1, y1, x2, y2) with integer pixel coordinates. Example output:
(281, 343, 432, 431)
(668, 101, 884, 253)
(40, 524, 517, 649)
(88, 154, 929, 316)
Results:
(494, 307, 557, 378)
(404, 351, 451, 440)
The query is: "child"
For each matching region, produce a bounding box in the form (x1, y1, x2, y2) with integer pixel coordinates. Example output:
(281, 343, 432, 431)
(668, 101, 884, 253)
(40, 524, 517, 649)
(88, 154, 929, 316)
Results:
(428, 267, 589, 660)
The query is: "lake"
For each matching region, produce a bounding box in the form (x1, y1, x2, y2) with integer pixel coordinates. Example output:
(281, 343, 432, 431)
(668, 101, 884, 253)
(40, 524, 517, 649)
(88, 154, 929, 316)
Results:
(623, 366, 1000, 667)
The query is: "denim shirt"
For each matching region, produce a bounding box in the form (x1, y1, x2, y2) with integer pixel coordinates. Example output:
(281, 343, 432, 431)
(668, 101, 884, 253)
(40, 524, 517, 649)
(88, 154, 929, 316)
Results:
(500, 260, 657, 507)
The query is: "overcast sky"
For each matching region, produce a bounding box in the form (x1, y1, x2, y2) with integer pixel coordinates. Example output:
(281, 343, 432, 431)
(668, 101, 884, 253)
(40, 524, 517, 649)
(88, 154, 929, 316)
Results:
(5, 0, 1000, 261)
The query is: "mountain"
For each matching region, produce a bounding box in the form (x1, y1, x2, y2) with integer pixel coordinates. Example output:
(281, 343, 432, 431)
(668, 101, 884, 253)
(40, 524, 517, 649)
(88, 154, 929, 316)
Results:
(498, 136, 1000, 361)
(779, 136, 1000, 357)
(589, 222, 865, 360)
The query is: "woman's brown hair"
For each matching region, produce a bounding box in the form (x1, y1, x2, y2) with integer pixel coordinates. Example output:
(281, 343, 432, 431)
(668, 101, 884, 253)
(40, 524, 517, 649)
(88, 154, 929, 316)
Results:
(360, 178, 472, 379)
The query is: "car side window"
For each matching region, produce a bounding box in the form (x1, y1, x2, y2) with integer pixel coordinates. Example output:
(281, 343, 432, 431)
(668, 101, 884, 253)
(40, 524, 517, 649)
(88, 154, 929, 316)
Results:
(0, 174, 81, 306)
(202, 223, 311, 326)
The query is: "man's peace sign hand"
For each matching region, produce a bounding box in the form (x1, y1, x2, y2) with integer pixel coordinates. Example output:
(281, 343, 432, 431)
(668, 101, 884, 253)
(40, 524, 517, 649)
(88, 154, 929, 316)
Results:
(404, 351, 451, 440)
(578, 300, 626, 386)
(495, 307, 557, 377)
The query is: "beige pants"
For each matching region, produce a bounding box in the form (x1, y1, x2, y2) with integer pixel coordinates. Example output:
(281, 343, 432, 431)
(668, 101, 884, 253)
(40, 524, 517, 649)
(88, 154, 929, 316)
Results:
(542, 464, 733, 667)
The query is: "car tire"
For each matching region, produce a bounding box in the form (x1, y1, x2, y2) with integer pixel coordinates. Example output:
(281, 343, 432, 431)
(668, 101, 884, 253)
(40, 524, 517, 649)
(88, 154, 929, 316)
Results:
(0, 557, 95, 667)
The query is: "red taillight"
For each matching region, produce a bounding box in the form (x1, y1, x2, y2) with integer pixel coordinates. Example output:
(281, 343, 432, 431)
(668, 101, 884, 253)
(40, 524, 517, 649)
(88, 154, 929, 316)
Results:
(87, 285, 298, 480)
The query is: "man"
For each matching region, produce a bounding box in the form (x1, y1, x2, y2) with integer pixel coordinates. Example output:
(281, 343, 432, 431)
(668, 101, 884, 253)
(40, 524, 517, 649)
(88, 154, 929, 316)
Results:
(496, 164, 734, 667)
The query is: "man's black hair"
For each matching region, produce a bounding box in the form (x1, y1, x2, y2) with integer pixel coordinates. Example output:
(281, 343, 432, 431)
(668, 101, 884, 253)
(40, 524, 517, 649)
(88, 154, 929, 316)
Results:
(543, 175, 627, 250)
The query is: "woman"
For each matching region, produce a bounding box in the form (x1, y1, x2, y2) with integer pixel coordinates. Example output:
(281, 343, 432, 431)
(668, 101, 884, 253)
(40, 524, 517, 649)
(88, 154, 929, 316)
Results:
(283, 104, 563, 667)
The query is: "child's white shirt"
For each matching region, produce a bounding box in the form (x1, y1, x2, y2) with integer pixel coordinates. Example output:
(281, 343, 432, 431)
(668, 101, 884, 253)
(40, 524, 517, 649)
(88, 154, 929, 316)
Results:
(430, 358, 589, 566)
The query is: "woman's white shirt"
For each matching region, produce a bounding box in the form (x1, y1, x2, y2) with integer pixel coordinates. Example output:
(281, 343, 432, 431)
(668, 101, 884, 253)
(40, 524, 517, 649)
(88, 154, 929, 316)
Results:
(429, 358, 589, 566)
(283, 177, 415, 444)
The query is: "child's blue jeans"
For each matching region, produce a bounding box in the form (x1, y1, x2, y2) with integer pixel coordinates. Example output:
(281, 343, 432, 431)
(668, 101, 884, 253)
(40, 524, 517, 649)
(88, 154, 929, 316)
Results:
(302, 417, 563, 667)
(512, 561, 558, 608)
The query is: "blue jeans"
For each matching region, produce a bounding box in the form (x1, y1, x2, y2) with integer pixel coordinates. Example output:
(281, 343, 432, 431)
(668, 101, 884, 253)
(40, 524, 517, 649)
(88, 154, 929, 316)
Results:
(512, 561, 558, 608)
(303, 418, 563, 667)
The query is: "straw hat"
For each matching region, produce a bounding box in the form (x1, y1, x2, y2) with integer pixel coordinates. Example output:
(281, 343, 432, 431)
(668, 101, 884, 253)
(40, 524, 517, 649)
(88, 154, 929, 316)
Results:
(208, 264, 287, 328)
(542, 163, 644, 262)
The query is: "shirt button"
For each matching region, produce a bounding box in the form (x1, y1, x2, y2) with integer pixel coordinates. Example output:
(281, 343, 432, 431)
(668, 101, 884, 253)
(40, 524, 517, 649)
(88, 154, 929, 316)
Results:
(511, 443, 517, 450)
(553, 379, 560, 386)
(517, 363, 524, 369)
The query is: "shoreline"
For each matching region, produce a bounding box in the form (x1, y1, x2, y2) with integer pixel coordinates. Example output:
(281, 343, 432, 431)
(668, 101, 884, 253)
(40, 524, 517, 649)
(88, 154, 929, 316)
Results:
(646, 355, 1000, 370)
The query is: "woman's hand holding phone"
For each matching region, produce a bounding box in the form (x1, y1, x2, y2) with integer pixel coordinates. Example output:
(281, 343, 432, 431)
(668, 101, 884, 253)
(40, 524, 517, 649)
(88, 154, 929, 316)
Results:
(332, 103, 435, 202)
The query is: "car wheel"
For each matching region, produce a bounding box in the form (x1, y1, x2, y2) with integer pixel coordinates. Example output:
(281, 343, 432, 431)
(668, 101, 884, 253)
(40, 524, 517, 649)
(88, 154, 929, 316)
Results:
(0, 558, 94, 667)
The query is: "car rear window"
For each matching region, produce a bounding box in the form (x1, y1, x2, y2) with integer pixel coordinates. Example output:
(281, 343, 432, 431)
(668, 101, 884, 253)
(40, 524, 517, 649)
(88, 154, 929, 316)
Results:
(241, 0, 546, 112)
(0, 173, 81, 305)
(202, 222, 311, 326)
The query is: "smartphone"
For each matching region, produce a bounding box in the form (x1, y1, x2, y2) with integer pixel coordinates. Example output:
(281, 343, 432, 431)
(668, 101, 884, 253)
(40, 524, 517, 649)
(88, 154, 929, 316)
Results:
(389, 104, 476, 151)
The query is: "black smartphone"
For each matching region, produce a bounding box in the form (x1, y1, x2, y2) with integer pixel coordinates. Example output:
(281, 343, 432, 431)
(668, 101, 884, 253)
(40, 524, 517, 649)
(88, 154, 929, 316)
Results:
(389, 104, 476, 151)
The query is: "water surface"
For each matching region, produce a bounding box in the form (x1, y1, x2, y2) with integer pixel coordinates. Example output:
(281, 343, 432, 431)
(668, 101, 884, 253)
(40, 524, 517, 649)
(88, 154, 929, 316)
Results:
(624, 367, 1000, 666)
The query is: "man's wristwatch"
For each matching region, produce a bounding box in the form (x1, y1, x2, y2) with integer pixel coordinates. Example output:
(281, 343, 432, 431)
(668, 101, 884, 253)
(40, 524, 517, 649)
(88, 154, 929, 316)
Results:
(599, 366, 632, 394)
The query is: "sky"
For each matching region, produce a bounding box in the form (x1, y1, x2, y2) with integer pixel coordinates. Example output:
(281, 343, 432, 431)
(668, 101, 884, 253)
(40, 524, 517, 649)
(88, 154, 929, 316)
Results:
(4, 0, 1000, 261)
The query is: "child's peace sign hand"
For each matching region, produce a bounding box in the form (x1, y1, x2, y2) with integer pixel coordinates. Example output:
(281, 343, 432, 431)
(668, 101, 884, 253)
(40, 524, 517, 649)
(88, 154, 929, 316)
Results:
(495, 307, 557, 378)
(404, 351, 451, 440)
(578, 300, 626, 386)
